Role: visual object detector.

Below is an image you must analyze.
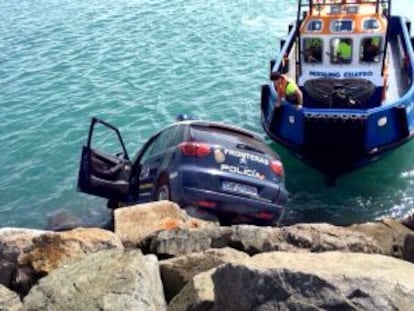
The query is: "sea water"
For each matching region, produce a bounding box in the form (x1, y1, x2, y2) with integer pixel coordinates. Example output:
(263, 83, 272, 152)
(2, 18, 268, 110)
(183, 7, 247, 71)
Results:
(1, 0, 413, 228)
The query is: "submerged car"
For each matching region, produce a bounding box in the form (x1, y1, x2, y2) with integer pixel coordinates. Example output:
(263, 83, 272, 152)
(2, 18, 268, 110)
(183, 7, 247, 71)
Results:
(77, 117, 288, 225)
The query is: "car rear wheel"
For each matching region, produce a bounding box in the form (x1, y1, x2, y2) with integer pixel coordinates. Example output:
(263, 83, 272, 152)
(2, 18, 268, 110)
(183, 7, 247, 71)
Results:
(155, 182, 170, 201)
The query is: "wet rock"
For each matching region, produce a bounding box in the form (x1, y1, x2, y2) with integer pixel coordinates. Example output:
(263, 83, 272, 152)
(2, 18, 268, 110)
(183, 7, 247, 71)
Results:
(23, 249, 166, 311)
(45, 209, 114, 232)
(403, 232, 414, 263)
(402, 214, 414, 230)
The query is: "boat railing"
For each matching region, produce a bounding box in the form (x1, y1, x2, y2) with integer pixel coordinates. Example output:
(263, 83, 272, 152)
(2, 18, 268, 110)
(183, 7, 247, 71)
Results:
(297, 0, 391, 18)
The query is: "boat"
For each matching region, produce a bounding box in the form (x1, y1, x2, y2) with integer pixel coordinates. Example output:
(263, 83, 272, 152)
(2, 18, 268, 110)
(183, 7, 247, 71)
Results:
(260, 0, 414, 183)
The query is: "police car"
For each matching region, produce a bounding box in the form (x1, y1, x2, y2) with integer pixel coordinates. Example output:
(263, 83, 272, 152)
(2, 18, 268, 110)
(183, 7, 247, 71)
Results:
(77, 117, 288, 225)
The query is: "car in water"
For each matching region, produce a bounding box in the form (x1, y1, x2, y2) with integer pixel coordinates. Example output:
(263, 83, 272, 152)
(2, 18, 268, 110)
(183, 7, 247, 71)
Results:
(77, 117, 288, 225)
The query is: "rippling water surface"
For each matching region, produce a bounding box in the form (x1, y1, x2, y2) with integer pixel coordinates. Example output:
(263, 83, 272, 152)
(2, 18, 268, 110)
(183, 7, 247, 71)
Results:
(1, 0, 413, 228)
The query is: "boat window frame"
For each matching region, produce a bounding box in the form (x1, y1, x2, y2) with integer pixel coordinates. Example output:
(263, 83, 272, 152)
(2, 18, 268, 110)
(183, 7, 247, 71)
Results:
(359, 36, 383, 64)
(330, 19, 354, 33)
(330, 37, 353, 65)
(302, 37, 323, 64)
(306, 19, 323, 33)
(346, 5, 359, 14)
(361, 17, 381, 31)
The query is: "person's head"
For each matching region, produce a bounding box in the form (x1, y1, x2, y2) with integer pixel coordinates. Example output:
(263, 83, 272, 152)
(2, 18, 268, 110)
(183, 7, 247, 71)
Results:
(270, 71, 282, 81)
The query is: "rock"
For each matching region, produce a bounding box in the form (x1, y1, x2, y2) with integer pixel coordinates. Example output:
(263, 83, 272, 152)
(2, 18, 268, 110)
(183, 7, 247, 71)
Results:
(45, 210, 85, 231)
(45, 209, 113, 231)
(148, 227, 232, 257)
(402, 214, 414, 230)
(147, 222, 387, 258)
(350, 218, 411, 257)
(0, 228, 47, 289)
(167, 270, 215, 311)
(114, 201, 218, 248)
(23, 249, 166, 311)
(211, 252, 414, 311)
(228, 223, 382, 255)
(0, 284, 23, 311)
(403, 232, 414, 263)
(16, 228, 123, 296)
(160, 247, 249, 302)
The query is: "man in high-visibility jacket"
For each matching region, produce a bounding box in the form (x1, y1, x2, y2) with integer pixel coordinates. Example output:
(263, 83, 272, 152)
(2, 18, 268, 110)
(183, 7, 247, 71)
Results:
(337, 39, 352, 63)
(362, 37, 380, 62)
(271, 71, 303, 109)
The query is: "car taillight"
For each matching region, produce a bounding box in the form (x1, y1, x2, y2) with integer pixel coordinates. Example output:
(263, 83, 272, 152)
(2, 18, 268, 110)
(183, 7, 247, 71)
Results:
(179, 142, 211, 157)
(270, 160, 284, 176)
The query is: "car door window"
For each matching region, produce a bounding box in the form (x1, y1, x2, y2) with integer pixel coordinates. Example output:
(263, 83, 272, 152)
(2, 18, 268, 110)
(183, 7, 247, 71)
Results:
(141, 126, 176, 161)
(168, 125, 185, 148)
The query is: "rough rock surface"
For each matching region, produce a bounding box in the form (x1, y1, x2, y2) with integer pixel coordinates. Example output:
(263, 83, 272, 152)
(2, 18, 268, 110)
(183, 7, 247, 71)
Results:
(148, 222, 386, 257)
(0, 284, 23, 311)
(23, 249, 166, 311)
(350, 218, 411, 257)
(114, 201, 217, 247)
(230, 223, 383, 254)
(0, 228, 47, 289)
(148, 227, 232, 257)
(15, 227, 123, 295)
(403, 232, 414, 263)
(160, 247, 249, 302)
(211, 251, 414, 311)
(167, 270, 215, 311)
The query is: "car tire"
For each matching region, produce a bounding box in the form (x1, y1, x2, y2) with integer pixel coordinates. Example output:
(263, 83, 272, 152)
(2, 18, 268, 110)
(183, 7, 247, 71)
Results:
(155, 182, 171, 201)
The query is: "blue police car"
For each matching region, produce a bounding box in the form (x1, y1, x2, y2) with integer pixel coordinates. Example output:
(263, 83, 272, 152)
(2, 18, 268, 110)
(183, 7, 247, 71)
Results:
(77, 117, 288, 225)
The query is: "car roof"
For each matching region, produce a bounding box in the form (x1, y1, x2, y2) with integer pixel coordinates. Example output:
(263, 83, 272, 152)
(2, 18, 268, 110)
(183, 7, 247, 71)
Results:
(162, 120, 265, 142)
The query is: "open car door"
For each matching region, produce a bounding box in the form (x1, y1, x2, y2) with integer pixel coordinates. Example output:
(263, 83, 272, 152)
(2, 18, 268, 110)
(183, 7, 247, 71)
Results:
(77, 117, 138, 203)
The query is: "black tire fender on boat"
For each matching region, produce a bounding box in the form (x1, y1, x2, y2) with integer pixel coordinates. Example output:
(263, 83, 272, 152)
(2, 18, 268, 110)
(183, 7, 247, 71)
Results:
(304, 78, 376, 107)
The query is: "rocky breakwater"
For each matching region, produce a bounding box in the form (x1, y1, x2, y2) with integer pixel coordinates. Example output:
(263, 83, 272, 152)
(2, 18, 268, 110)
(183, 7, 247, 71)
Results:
(0, 200, 413, 311)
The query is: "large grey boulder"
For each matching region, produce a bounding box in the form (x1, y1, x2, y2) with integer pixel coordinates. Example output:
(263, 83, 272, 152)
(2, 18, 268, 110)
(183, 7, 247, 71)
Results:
(0, 284, 22, 311)
(23, 249, 166, 311)
(211, 251, 414, 311)
(160, 247, 249, 302)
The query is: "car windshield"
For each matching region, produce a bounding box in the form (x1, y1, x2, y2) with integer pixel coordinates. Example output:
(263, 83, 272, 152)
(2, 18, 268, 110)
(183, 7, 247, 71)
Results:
(189, 125, 278, 158)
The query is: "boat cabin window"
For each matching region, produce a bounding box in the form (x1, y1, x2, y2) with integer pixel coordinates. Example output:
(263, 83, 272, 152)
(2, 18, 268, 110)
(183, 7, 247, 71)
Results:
(303, 38, 323, 63)
(330, 5, 341, 14)
(306, 20, 323, 32)
(331, 20, 353, 32)
(362, 18, 380, 30)
(330, 38, 353, 64)
(346, 6, 359, 14)
(360, 37, 382, 63)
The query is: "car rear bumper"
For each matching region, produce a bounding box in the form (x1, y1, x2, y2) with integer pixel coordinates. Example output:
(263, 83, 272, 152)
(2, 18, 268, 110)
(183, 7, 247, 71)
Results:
(181, 186, 284, 220)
